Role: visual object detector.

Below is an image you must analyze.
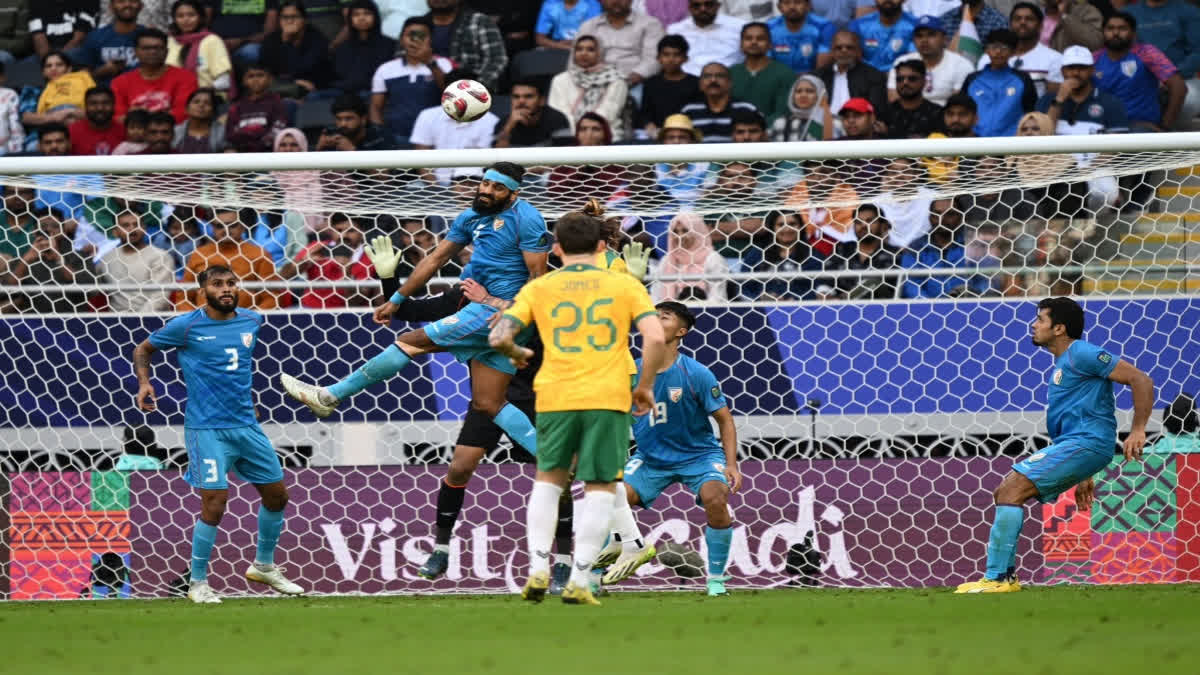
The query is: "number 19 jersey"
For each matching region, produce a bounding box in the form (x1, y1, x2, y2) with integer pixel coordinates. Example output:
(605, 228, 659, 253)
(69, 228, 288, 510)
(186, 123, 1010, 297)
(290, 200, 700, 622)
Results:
(504, 263, 656, 414)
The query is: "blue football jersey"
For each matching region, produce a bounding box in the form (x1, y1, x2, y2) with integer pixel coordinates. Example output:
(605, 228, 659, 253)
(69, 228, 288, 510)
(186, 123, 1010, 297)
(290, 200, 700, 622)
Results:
(768, 14, 835, 73)
(148, 308, 263, 429)
(632, 354, 727, 467)
(848, 12, 917, 72)
(1046, 339, 1119, 449)
(446, 198, 551, 300)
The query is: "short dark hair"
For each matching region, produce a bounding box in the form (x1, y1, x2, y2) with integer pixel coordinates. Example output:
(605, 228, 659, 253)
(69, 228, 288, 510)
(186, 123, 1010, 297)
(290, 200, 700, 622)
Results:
(124, 108, 151, 128)
(895, 58, 927, 77)
(147, 111, 175, 128)
(1010, 2, 1044, 22)
(198, 264, 235, 286)
(944, 93, 978, 114)
(1037, 297, 1085, 339)
(135, 27, 169, 46)
(85, 85, 115, 101)
(730, 108, 766, 130)
(401, 15, 432, 34)
(985, 28, 1018, 48)
(329, 212, 352, 227)
(554, 211, 603, 254)
(331, 92, 368, 117)
(40, 122, 69, 140)
(1107, 11, 1136, 31)
(656, 301, 695, 330)
(42, 50, 73, 68)
(741, 21, 769, 38)
(484, 161, 526, 186)
(509, 78, 544, 97)
(855, 203, 881, 218)
(279, 0, 307, 16)
(658, 34, 689, 55)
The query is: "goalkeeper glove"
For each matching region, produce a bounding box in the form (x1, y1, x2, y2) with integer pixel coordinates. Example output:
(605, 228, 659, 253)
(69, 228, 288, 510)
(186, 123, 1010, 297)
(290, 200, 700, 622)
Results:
(623, 241, 651, 282)
(364, 235, 400, 279)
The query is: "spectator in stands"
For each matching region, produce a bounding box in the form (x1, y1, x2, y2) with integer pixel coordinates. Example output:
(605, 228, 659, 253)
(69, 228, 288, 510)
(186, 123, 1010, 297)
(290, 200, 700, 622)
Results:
(302, 0, 352, 45)
(0, 63, 18, 154)
(288, 212, 374, 308)
(535, 0, 602, 49)
(260, 0, 334, 99)
(976, 3, 1061, 98)
(225, 62, 285, 152)
(548, 34, 629, 140)
(886, 15, 972, 106)
(9, 212, 97, 313)
(739, 210, 819, 299)
(1124, 0, 1200, 80)
(836, 95, 876, 138)
(816, 30, 886, 115)
(886, 58, 942, 137)
(548, 111, 625, 194)
(680, 62, 758, 141)
(898, 198, 983, 298)
(1037, 45, 1127, 134)
(1094, 12, 1186, 131)
(1042, 0, 1101, 52)
(784, 160, 857, 254)
(827, 203, 898, 299)
(410, 68, 499, 185)
(82, 0, 143, 83)
(636, 33, 700, 137)
(369, 16, 451, 147)
(578, 0, 665, 88)
(849, 0, 915, 71)
(209, 0, 278, 64)
(667, 0, 746, 76)
(332, 0, 394, 98)
(139, 109, 172, 151)
(941, 90, 975, 137)
(771, 73, 832, 140)
(172, 86, 223, 151)
(942, 0, 1007, 59)
(652, 211, 727, 301)
(69, 85, 124, 154)
(730, 107, 766, 141)
(111, 107, 147, 152)
(271, 127, 324, 233)
(21, 52, 94, 145)
(768, 0, 835, 74)
(422, 0, 507, 92)
(180, 207, 281, 309)
(731, 22, 793, 122)
(321, 91, 396, 149)
(654, 113, 710, 204)
(0, 0, 32, 65)
(112, 28, 196, 122)
(29, 0, 95, 59)
(493, 78, 571, 147)
(166, 0, 233, 99)
(705, 160, 768, 263)
(876, 156, 933, 248)
(150, 204, 197, 276)
(97, 206, 174, 311)
(961, 29, 1035, 136)
(471, 1, 540, 56)
(0, 186, 37, 285)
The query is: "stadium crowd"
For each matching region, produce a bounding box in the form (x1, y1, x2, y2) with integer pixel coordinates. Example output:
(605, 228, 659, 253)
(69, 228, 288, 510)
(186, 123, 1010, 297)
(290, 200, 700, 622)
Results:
(0, 0, 1196, 311)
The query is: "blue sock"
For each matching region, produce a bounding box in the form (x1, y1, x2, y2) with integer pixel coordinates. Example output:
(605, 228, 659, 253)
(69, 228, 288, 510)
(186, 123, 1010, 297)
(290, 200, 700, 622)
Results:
(255, 506, 285, 566)
(493, 402, 537, 455)
(190, 520, 218, 583)
(705, 525, 732, 578)
(985, 504, 1023, 580)
(328, 344, 410, 400)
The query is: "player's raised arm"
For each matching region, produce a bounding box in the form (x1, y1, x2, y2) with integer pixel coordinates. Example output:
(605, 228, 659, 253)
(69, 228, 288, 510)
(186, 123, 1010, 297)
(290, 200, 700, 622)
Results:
(132, 339, 161, 412)
(374, 236, 464, 324)
(1108, 359, 1156, 461)
(523, 249, 549, 280)
(631, 313, 666, 416)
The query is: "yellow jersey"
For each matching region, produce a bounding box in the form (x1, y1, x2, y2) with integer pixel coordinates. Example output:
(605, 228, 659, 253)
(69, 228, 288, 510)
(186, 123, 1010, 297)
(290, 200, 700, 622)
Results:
(505, 263, 656, 413)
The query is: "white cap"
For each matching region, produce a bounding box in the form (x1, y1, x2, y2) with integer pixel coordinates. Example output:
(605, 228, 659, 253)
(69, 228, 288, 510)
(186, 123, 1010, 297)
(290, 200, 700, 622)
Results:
(1061, 45, 1094, 68)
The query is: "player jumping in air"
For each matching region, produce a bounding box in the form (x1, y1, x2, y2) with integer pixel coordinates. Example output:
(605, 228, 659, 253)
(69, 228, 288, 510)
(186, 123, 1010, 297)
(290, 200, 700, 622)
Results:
(955, 297, 1154, 593)
(132, 265, 304, 604)
(280, 162, 547, 472)
(600, 302, 742, 597)
(489, 207, 666, 606)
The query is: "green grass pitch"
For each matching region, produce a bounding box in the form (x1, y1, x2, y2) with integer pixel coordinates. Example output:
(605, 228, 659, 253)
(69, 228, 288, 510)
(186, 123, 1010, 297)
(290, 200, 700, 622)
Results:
(5, 585, 1199, 675)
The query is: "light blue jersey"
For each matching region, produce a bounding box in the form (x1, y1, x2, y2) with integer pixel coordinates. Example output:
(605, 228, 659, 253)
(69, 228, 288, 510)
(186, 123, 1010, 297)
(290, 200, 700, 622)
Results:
(848, 12, 917, 71)
(534, 0, 603, 41)
(632, 354, 726, 468)
(148, 308, 263, 429)
(446, 198, 551, 300)
(1046, 339, 1119, 450)
(768, 14, 835, 73)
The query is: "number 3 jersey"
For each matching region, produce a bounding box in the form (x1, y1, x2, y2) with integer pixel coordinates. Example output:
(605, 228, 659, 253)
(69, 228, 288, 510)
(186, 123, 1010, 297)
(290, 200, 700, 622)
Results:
(148, 308, 263, 429)
(631, 354, 727, 468)
(504, 263, 656, 414)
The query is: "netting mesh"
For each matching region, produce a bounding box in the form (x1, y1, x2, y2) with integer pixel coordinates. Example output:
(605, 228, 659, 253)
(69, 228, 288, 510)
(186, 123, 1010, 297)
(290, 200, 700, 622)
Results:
(0, 140, 1198, 599)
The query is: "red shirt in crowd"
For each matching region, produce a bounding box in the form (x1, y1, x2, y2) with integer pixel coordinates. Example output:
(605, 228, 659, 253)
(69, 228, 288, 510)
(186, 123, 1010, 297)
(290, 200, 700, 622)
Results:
(294, 241, 374, 309)
(67, 120, 127, 156)
(111, 66, 198, 123)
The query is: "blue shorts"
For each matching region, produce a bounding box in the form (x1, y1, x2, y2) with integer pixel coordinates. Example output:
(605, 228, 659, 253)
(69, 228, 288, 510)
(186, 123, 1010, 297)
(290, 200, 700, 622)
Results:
(623, 454, 729, 508)
(1012, 441, 1114, 503)
(184, 425, 284, 490)
(424, 302, 531, 376)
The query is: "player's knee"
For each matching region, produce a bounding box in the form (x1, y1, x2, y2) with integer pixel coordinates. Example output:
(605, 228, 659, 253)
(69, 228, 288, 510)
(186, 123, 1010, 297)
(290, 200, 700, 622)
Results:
(263, 489, 288, 512)
(470, 397, 504, 418)
(702, 490, 731, 527)
(201, 492, 228, 522)
(447, 459, 478, 486)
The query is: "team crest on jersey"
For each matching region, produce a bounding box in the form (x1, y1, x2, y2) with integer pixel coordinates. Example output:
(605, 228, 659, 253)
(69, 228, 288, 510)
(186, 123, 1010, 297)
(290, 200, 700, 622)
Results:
(1052, 369, 1063, 385)
(1089, 104, 1103, 118)
(713, 462, 725, 472)
(1006, 86, 1016, 97)
(1121, 60, 1138, 78)
(669, 387, 683, 403)
(890, 38, 903, 52)
(800, 44, 812, 57)
(1098, 351, 1112, 364)
(241, 332, 253, 348)
(711, 386, 720, 399)
(493, 218, 505, 230)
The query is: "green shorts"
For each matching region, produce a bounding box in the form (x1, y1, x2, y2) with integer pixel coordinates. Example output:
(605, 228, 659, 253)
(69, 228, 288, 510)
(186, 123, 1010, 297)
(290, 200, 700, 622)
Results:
(536, 410, 629, 482)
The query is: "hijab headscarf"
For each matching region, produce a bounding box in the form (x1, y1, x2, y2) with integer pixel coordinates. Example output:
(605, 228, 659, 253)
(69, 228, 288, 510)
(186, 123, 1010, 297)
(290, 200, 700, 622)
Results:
(777, 74, 827, 142)
(271, 128, 325, 231)
(568, 35, 624, 116)
(1010, 111, 1074, 182)
(660, 212, 715, 300)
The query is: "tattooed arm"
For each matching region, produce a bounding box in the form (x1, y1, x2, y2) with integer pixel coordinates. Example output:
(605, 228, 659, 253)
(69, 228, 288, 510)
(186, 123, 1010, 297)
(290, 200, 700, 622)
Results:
(488, 314, 534, 369)
(132, 339, 160, 412)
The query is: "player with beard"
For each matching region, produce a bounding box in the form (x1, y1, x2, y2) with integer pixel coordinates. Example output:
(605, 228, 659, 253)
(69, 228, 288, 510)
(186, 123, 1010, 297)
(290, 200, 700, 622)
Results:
(132, 265, 304, 603)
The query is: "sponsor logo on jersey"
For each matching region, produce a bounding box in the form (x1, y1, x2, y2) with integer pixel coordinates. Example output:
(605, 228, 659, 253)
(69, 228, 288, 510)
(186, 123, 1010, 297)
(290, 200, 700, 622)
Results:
(711, 386, 720, 399)
(1121, 59, 1138, 78)
(241, 332, 253, 348)
(493, 218, 505, 230)
(669, 387, 683, 402)
(1098, 351, 1112, 364)
(1053, 369, 1063, 385)
(713, 462, 726, 472)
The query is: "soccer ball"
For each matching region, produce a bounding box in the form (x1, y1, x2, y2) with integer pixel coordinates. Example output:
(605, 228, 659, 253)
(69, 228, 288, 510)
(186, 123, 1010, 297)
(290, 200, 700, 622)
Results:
(441, 79, 492, 123)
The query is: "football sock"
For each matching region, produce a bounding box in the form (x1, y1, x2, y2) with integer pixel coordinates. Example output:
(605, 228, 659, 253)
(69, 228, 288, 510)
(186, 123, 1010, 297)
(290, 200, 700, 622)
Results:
(434, 478, 467, 547)
(554, 487, 574, 556)
(526, 481, 562, 576)
(985, 504, 1023, 581)
(328, 344, 409, 401)
(255, 506, 285, 566)
(705, 525, 732, 578)
(492, 403, 537, 455)
(610, 483, 645, 551)
(190, 519, 218, 583)
(570, 489, 616, 587)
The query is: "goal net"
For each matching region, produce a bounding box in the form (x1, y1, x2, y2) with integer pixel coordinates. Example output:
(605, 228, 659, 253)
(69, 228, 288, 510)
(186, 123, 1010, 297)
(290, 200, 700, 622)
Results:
(1, 134, 1198, 599)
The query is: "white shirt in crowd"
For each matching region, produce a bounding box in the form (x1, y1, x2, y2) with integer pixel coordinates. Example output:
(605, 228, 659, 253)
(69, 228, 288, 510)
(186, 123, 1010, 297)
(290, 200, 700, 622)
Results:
(887, 49, 975, 106)
(877, 188, 936, 249)
(721, 0, 780, 21)
(902, 0, 960, 18)
(831, 69, 852, 115)
(977, 43, 1064, 98)
(97, 243, 175, 312)
(667, 12, 747, 77)
(408, 107, 501, 185)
